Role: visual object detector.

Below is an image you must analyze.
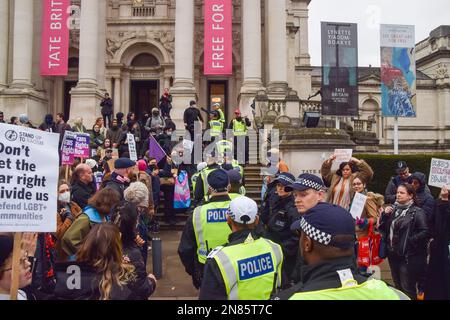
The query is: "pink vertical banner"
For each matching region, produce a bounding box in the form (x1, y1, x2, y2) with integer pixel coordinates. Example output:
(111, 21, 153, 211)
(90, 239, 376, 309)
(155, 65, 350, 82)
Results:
(40, 0, 70, 76)
(204, 0, 233, 75)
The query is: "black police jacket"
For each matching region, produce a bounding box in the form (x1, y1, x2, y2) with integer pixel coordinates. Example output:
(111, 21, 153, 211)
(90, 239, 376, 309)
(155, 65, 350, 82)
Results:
(199, 229, 262, 300)
(274, 256, 368, 300)
(262, 194, 301, 258)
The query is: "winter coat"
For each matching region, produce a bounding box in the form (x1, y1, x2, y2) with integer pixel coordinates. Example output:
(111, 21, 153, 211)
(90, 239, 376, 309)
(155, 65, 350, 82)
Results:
(60, 206, 107, 258)
(321, 159, 374, 205)
(100, 98, 114, 116)
(104, 172, 130, 200)
(71, 180, 96, 210)
(379, 204, 429, 258)
(411, 172, 436, 220)
(90, 131, 105, 149)
(54, 262, 141, 300)
(425, 200, 450, 300)
(106, 127, 124, 146)
(122, 245, 156, 300)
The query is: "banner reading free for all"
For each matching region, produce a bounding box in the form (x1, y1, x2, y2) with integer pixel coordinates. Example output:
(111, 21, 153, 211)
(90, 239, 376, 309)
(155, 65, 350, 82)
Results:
(204, 0, 232, 75)
(0, 124, 59, 232)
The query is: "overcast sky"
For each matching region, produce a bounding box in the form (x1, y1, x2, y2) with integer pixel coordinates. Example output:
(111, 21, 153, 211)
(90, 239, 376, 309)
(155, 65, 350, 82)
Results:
(308, 0, 450, 67)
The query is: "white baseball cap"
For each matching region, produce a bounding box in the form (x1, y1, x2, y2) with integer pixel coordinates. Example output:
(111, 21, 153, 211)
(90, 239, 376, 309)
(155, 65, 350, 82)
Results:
(85, 158, 97, 169)
(228, 196, 258, 224)
(197, 162, 207, 172)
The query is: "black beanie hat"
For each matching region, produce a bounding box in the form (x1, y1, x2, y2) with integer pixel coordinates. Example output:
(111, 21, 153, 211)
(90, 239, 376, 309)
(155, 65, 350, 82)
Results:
(0, 235, 14, 269)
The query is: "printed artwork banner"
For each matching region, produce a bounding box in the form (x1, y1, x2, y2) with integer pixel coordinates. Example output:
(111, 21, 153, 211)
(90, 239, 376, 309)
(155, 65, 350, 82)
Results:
(40, 0, 70, 76)
(204, 0, 233, 75)
(380, 24, 416, 117)
(321, 22, 359, 116)
(0, 124, 59, 232)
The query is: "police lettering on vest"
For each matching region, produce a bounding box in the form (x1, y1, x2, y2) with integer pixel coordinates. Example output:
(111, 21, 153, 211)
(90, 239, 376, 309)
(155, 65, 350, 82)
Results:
(238, 253, 274, 280)
(206, 208, 228, 223)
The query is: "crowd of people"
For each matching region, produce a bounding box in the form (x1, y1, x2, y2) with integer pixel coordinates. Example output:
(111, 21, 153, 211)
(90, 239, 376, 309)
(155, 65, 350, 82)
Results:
(0, 98, 449, 301)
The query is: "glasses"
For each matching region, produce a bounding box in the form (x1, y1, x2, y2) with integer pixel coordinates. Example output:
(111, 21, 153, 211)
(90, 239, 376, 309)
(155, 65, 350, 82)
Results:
(1, 255, 30, 273)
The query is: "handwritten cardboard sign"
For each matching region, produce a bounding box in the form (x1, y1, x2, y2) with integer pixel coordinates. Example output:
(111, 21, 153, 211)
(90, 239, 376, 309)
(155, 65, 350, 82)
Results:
(350, 192, 367, 220)
(428, 158, 450, 188)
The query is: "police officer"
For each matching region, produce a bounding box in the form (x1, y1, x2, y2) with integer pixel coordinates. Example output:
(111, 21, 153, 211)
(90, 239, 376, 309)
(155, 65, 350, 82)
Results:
(191, 162, 207, 194)
(283, 173, 327, 283)
(193, 152, 221, 206)
(208, 110, 224, 142)
(178, 169, 233, 289)
(274, 202, 409, 300)
(216, 138, 234, 160)
(261, 172, 300, 288)
(199, 196, 283, 300)
(226, 168, 246, 199)
(212, 102, 226, 124)
(229, 109, 251, 163)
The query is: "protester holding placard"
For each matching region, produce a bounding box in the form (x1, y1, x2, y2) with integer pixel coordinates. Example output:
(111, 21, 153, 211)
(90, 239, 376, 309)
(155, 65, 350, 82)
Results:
(351, 174, 383, 238)
(0, 233, 37, 300)
(378, 183, 429, 300)
(321, 155, 374, 210)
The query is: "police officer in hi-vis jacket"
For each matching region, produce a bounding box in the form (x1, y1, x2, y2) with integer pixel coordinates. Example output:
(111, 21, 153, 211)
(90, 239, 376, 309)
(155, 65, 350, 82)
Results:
(178, 169, 233, 289)
(199, 196, 283, 300)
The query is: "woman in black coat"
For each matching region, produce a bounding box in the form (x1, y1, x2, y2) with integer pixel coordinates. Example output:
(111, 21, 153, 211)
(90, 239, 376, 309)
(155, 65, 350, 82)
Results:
(111, 201, 156, 300)
(425, 186, 450, 300)
(379, 183, 429, 300)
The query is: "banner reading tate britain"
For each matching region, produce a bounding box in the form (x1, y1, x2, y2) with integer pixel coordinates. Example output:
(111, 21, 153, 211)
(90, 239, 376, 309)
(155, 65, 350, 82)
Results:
(321, 22, 359, 116)
(40, 0, 70, 76)
(204, 0, 232, 75)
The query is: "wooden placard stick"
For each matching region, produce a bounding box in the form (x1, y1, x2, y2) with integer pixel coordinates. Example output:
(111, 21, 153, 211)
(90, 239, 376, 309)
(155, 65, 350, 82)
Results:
(9, 232, 23, 300)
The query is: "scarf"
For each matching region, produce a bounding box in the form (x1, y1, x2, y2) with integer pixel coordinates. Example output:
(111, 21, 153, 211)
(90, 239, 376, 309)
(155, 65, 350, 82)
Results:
(332, 177, 351, 210)
(389, 200, 414, 247)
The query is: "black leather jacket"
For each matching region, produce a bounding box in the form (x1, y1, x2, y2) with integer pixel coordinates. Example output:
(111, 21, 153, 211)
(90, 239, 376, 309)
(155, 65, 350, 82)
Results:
(379, 204, 429, 257)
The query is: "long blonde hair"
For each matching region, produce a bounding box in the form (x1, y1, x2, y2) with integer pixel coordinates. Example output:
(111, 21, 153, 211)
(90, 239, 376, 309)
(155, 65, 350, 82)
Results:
(76, 223, 135, 300)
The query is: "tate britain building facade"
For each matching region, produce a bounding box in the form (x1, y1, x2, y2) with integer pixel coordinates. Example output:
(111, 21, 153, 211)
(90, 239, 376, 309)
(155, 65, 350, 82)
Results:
(0, 0, 449, 152)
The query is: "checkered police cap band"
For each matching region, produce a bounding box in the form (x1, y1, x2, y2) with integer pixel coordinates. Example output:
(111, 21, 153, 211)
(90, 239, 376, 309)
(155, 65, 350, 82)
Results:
(277, 175, 295, 185)
(300, 217, 332, 245)
(296, 178, 323, 191)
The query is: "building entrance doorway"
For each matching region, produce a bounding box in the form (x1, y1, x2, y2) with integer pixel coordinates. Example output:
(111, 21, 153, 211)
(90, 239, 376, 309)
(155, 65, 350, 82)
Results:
(64, 81, 77, 121)
(207, 80, 228, 123)
(130, 80, 159, 121)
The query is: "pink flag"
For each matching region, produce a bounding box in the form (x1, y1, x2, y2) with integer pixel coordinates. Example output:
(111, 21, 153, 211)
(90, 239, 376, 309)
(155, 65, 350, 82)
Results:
(204, 0, 233, 75)
(40, 0, 70, 76)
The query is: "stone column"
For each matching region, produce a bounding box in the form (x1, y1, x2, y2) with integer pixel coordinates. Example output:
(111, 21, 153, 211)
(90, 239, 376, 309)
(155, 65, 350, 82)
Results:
(241, 0, 262, 89)
(171, 0, 196, 129)
(0, 0, 9, 89)
(11, 0, 34, 88)
(239, 0, 263, 120)
(173, 0, 194, 90)
(69, 0, 103, 128)
(114, 77, 121, 114)
(78, 0, 100, 88)
(267, 0, 288, 93)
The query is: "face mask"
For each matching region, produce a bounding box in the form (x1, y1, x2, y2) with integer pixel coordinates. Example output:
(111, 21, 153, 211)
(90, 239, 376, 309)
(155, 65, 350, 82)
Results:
(58, 191, 71, 204)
